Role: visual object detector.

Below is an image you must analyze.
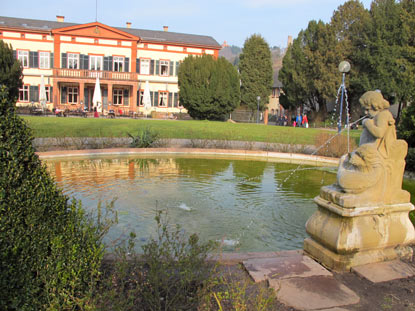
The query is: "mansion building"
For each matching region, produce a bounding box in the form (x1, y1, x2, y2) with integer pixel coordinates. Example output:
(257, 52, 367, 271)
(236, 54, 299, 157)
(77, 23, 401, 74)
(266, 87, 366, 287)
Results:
(0, 15, 221, 116)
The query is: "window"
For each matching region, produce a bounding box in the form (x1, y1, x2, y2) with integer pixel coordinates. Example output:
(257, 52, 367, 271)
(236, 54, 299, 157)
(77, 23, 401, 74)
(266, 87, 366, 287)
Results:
(138, 90, 144, 106)
(19, 85, 29, 101)
(159, 92, 168, 107)
(20, 33, 25, 38)
(113, 89, 123, 105)
(39, 51, 50, 69)
(42, 35, 47, 40)
(17, 50, 29, 68)
(160, 60, 169, 76)
(89, 55, 103, 71)
(113, 56, 124, 72)
(68, 53, 79, 69)
(45, 86, 51, 102)
(140, 59, 150, 75)
(68, 87, 78, 104)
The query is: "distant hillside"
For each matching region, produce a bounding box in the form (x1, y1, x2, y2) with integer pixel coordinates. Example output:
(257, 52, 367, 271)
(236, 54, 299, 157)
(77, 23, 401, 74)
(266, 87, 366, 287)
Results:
(219, 44, 285, 70)
(219, 45, 241, 65)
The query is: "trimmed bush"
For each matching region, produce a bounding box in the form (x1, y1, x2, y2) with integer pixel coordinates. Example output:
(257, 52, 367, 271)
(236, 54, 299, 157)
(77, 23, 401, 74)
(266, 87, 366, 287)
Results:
(0, 84, 105, 309)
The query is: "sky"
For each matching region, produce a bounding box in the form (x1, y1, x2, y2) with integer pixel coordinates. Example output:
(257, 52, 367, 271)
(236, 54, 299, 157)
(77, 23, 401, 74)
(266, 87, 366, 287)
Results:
(2, 0, 373, 48)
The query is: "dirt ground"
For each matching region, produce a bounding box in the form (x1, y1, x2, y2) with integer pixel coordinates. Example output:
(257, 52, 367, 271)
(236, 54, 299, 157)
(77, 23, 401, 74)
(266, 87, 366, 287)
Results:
(220, 257, 415, 311)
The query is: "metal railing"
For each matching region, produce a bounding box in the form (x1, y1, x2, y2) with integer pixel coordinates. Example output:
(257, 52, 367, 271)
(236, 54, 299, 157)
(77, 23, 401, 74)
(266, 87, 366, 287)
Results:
(53, 69, 138, 81)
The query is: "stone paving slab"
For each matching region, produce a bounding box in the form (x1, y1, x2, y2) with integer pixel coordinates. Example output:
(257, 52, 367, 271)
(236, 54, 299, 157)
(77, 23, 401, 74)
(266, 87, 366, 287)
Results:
(272, 275, 360, 311)
(243, 251, 360, 310)
(243, 251, 332, 282)
(352, 259, 415, 283)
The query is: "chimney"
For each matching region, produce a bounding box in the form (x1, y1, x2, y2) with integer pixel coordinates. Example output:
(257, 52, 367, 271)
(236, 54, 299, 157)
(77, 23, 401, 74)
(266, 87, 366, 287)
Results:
(163, 26, 168, 32)
(287, 35, 293, 47)
(56, 15, 65, 23)
(126, 22, 131, 28)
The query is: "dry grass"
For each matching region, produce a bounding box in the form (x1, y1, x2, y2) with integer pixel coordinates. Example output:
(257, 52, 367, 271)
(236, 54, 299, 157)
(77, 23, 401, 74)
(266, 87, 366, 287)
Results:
(314, 132, 358, 158)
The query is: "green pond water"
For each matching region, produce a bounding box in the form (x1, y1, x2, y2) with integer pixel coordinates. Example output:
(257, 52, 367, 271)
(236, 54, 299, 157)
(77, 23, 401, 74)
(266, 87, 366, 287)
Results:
(44, 155, 415, 252)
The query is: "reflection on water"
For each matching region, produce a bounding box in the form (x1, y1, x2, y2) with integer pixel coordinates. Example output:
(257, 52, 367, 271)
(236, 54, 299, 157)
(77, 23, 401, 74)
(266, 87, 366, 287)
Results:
(44, 155, 415, 252)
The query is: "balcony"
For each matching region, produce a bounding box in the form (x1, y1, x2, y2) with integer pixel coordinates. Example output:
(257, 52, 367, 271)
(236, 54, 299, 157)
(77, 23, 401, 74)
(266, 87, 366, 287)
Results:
(54, 69, 138, 81)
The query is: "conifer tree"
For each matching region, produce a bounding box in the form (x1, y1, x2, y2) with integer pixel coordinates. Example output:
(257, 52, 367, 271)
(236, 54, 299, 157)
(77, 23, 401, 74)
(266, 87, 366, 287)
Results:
(178, 54, 240, 120)
(239, 34, 273, 114)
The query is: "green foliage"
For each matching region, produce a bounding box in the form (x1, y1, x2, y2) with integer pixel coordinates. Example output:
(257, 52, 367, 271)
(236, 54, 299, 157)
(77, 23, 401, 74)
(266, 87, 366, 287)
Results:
(128, 127, 159, 148)
(0, 40, 23, 102)
(239, 34, 273, 113)
(279, 0, 415, 121)
(405, 148, 415, 172)
(0, 85, 106, 310)
(397, 104, 415, 148)
(178, 54, 240, 120)
(95, 210, 218, 311)
(279, 20, 341, 115)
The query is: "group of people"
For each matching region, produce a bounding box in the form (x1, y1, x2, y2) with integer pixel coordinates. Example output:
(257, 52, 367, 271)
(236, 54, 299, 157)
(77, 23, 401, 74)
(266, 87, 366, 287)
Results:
(275, 113, 309, 128)
(293, 113, 309, 128)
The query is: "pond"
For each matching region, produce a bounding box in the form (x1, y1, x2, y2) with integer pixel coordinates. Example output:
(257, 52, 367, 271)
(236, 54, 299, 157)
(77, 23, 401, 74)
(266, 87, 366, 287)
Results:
(44, 154, 415, 252)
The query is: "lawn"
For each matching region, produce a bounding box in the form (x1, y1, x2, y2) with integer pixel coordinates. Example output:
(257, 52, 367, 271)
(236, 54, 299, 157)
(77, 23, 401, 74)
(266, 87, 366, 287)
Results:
(23, 116, 361, 146)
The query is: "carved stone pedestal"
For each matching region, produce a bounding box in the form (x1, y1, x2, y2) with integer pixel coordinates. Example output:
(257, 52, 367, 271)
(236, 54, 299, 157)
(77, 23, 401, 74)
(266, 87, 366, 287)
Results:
(304, 186, 415, 271)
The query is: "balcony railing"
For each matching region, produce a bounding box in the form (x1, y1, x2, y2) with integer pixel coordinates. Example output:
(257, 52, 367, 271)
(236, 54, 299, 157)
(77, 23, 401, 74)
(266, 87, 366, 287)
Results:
(54, 69, 138, 81)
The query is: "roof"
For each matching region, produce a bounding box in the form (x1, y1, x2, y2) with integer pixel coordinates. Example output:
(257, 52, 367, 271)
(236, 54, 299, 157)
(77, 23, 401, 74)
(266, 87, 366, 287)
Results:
(0, 16, 221, 48)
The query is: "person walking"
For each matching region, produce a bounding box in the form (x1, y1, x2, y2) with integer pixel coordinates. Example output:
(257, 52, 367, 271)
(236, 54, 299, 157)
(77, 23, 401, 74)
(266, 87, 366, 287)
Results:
(302, 114, 309, 128)
(296, 114, 302, 127)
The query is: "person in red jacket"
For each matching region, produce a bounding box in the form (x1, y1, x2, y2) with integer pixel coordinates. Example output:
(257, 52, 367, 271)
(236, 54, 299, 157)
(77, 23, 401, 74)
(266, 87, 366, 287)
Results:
(302, 114, 309, 128)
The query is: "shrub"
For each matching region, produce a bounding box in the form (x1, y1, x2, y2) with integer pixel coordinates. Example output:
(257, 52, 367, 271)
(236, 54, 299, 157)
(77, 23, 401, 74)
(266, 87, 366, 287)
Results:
(95, 210, 218, 311)
(397, 104, 415, 148)
(405, 148, 415, 172)
(0, 84, 106, 310)
(128, 127, 159, 148)
(314, 132, 357, 158)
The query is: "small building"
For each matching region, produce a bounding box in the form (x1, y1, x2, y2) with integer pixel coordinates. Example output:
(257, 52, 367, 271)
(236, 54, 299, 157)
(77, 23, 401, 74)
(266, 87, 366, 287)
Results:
(267, 70, 284, 117)
(0, 15, 221, 117)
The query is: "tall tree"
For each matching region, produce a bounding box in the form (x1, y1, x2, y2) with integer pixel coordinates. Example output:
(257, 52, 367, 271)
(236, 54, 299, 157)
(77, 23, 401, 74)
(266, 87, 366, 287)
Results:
(330, 0, 371, 116)
(239, 34, 273, 113)
(353, 0, 415, 122)
(279, 20, 341, 115)
(0, 40, 23, 102)
(178, 54, 240, 120)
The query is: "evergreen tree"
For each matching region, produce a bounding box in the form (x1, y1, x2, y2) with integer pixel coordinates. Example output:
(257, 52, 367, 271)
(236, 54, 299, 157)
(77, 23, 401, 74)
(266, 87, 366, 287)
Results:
(0, 40, 23, 102)
(239, 34, 273, 113)
(178, 54, 240, 120)
(279, 20, 340, 115)
(0, 42, 104, 310)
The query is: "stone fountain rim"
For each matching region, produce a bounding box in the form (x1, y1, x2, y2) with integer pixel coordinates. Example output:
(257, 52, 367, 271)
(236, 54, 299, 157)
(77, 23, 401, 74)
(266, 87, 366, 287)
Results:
(36, 147, 339, 166)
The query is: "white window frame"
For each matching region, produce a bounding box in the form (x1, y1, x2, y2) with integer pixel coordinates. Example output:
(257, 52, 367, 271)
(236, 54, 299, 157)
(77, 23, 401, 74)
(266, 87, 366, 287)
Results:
(68, 53, 79, 69)
(160, 60, 169, 76)
(89, 55, 103, 71)
(17, 50, 29, 68)
(68, 87, 78, 104)
(39, 51, 50, 69)
(159, 92, 168, 107)
(19, 85, 29, 101)
(113, 56, 124, 72)
(140, 59, 150, 75)
(113, 89, 123, 105)
(44, 86, 51, 102)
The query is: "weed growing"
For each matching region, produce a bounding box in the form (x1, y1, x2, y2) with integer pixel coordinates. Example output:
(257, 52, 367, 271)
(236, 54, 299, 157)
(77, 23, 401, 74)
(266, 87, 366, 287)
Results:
(128, 127, 160, 148)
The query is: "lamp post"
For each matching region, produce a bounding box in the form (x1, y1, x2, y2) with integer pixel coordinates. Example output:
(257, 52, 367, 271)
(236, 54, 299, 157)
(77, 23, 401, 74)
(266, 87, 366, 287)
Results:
(256, 96, 260, 124)
(338, 61, 351, 133)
